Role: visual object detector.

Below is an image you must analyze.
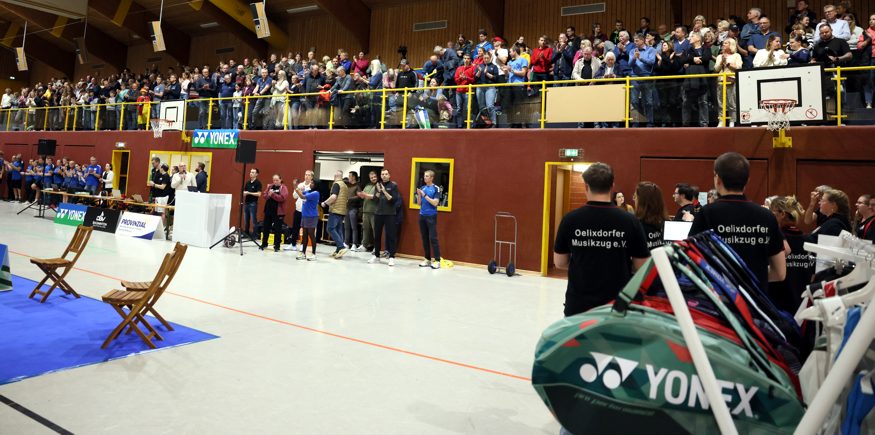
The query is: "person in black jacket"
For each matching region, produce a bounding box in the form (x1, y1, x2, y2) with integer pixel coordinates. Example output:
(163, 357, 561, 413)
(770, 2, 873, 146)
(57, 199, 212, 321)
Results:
(552, 34, 575, 82)
(806, 188, 852, 243)
(654, 41, 684, 127)
(768, 196, 814, 314)
(680, 33, 713, 127)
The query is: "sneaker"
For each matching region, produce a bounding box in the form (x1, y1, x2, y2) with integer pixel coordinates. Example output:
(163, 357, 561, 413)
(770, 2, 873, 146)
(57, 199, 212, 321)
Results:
(282, 244, 295, 251)
(335, 248, 348, 258)
(868, 104, 873, 109)
(419, 259, 431, 267)
(368, 256, 379, 264)
(353, 245, 362, 252)
(343, 243, 350, 249)
(388, 258, 395, 267)
(431, 261, 441, 269)
(296, 252, 306, 260)
(274, 246, 280, 252)
(329, 251, 338, 258)
(307, 254, 317, 261)
(381, 251, 389, 259)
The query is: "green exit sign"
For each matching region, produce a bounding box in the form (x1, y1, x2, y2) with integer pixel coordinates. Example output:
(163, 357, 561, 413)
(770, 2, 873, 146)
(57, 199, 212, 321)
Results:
(560, 148, 581, 158)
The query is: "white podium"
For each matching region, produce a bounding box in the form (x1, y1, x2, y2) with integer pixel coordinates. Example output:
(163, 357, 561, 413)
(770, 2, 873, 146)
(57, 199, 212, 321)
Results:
(173, 191, 232, 248)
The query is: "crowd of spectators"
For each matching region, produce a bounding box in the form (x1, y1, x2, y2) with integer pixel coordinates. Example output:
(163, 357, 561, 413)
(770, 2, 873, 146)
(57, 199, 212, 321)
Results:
(1, 1, 874, 130)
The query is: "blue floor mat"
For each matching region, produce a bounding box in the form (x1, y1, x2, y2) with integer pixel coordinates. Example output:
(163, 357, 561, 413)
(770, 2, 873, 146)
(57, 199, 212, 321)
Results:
(0, 274, 218, 385)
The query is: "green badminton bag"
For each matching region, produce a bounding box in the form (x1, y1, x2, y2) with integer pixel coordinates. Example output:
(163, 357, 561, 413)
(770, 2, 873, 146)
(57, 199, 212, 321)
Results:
(531, 254, 805, 435)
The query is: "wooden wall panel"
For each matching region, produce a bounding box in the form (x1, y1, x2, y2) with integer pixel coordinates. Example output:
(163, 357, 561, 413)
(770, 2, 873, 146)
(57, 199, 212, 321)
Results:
(505, 0, 673, 45)
(189, 32, 263, 68)
(125, 43, 183, 76)
(369, 0, 495, 68)
(286, 12, 364, 59)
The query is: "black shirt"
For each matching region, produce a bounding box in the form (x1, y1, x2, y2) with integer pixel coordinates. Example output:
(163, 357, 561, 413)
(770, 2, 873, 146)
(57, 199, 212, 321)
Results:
(153, 172, 171, 198)
(150, 167, 162, 197)
(806, 214, 851, 243)
(395, 70, 418, 89)
(689, 194, 785, 289)
(812, 37, 851, 67)
(640, 221, 665, 250)
(768, 226, 814, 314)
(244, 179, 262, 204)
(858, 216, 875, 242)
(674, 203, 695, 222)
(554, 201, 650, 317)
(375, 181, 399, 215)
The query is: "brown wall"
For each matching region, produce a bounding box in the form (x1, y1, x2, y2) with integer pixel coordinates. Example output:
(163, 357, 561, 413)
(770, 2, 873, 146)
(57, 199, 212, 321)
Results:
(286, 12, 364, 59)
(5, 127, 875, 273)
(189, 32, 262, 69)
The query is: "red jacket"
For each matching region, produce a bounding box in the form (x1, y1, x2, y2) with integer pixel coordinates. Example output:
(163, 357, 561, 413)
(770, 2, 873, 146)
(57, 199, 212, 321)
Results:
(454, 64, 475, 93)
(531, 46, 554, 73)
(262, 183, 289, 216)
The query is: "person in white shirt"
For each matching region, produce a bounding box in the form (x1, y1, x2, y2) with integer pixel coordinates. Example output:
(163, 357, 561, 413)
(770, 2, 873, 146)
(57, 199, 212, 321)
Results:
(753, 35, 790, 67)
(0, 88, 12, 109)
(102, 163, 114, 195)
(170, 162, 197, 191)
(814, 4, 852, 43)
(283, 169, 314, 251)
(714, 38, 743, 126)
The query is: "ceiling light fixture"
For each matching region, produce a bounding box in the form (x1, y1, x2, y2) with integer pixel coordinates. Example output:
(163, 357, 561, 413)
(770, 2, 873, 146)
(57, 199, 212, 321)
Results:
(200, 22, 220, 28)
(287, 5, 319, 14)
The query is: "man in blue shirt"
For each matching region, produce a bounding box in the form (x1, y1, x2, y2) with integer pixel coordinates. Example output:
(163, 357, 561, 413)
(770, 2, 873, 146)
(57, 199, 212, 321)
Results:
(747, 16, 779, 64)
(9, 154, 23, 202)
(612, 31, 633, 76)
(503, 47, 529, 128)
(85, 156, 102, 195)
(740, 8, 764, 68)
(218, 74, 236, 129)
(53, 159, 64, 188)
(629, 33, 657, 127)
(415, 169, 442, 269)
(672, 26, 690, 57)
(252, 68, 273, 130)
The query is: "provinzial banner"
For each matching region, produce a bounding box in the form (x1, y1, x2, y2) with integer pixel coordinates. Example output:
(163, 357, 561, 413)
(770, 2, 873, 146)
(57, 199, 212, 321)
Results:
(116, 212, 163, 240)
(192, 129, 238, 148)
(53, 203, 88, 226)
(83, 207, 121, 233)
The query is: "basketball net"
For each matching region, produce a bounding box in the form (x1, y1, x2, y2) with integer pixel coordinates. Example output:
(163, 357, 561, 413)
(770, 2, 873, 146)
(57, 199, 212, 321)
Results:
(150, 119, 171, 138)
(761, 99, 795, 148)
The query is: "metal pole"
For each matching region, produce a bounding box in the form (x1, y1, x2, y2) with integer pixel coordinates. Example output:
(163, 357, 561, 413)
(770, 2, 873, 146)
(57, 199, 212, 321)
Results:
(401, 88, 408, 129)
(539, 81, 547, 128)
(466, 86, 473, 129)
(380, 88, 387, 130)
(835, 68, 843, 126)
(243, 97, 250, 130)
(207, 98, 213, 129)
(283, 95, 289, 130)
(721, 74, 728, 126)
(93, 105, 99, 131)
(329, 104, 334, 130)
(624, 77, 632, 128)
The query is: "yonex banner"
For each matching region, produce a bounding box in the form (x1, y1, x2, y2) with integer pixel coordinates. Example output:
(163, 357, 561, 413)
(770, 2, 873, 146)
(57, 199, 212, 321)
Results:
(83, 207, 121, 233)
(116, 212, 162, 240)
(192, 129, 238, 148)
(53, 203, 88, 226)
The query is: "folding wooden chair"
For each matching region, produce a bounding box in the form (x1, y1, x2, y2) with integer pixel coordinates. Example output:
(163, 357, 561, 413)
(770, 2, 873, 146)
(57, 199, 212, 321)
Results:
(29, 225, 93, 303)
(119, 242, 187, 331)
(100, 243, 187, 349)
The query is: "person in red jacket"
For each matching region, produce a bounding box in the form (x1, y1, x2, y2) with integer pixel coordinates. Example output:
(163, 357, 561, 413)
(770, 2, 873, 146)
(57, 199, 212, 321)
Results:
(531, 35, 554, 85)
(453, 54, 475, 128)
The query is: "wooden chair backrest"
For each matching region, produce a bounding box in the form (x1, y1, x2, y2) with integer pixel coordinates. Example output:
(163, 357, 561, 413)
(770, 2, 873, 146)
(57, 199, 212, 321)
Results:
(62, 225, 93, 264)
(131, 251, 175, 314)
(146, 242, 188, 307)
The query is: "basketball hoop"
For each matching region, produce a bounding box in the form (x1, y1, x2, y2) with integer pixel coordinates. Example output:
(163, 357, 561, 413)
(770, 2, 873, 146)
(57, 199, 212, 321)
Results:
(760, 99, 795, 148)
(760, 99, 796, 132)
(150, 118, 173, 138)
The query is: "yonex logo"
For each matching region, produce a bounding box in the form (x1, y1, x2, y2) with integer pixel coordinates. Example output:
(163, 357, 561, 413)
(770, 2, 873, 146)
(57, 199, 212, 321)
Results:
(194, 132, 208, 145)
(579, 352, 638, 390)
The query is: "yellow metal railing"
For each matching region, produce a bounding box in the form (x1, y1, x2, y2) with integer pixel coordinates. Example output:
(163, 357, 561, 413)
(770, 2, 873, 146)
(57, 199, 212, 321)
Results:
(1, 65, 872, 132)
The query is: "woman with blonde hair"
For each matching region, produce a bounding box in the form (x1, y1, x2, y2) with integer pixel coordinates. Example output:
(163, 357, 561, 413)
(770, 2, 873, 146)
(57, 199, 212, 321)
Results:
(807, 188, 852, 243)
(768, 196, 813, 313)
(753, 34, 789, 67)
(272, 70, 289, 129)
(713, 37, 742, 127)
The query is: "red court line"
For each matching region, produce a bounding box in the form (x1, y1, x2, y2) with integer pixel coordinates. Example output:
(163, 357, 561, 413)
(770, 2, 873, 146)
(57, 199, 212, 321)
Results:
(9, 250, 532, 382)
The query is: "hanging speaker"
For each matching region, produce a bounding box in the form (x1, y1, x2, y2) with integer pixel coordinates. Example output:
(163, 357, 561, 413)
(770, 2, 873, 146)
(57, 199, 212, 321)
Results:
(236, 139, 256, 164)
(250, 2, 270, 39)
(149, 21, 166, 52)
(37, 139, 57, 156)
(15, 47, 28, 71)
(74, 37, 88, 64)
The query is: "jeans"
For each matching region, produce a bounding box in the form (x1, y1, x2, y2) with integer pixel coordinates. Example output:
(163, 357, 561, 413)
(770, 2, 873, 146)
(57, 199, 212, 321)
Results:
(630, 80, 655, 127)
(327, 212, 345, 249)
(455, 92, 469, 128)
(125, 108, 138, 130)
(718, 83, 737, 124)
(362, 211, 375, 249)
(220, 101, 234, 129)
(243, 201, 257, 235)
(85, 184, 98, 195)
(682, 88, 709, 127)
(197, 100, 210, 129)
(865, 59, 875, 106)
(252, 98, 269, 129)
(344, 208, 360, 246)
(373, 214, 397, 258)
(151, 101, 161, 120)
(476, 87, 496, 124)
(419, 214, 440, 260)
